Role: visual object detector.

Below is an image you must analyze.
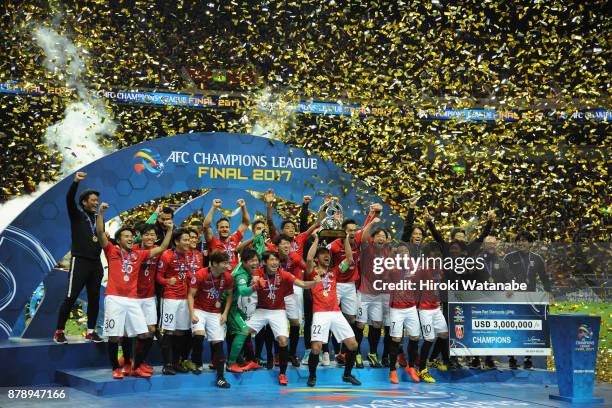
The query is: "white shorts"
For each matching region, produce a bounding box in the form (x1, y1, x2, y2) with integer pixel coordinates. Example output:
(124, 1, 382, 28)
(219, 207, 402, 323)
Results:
(337, 282, 358, 316)
(237, 292, 258, 319)
(382, 294, 391, 326)
(311, 311, 355, 343)
(138, 297, 157, 326)
(418, 308, 449, 341)
(390, 307, 420, 338)
(159, 298, 190, 331)
(192, 309, 226, 342)
(284, 285, 303, 321)
(246, 309, 289, 339)
(103, 295, 148, 338)
(356, 293, 383, 324)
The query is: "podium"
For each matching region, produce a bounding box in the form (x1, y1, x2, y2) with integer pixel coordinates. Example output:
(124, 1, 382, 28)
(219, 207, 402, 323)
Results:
(549, 314, 604, 404)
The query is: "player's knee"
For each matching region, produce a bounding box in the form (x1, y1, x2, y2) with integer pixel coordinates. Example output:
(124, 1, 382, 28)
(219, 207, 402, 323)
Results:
(311, 342, 322, 354)
(409, 336, 420, 341)
(438, 332, 449, 339)
(277, 336, 288, 347)
(355, 322, 365, 329)
(148, 325, 156, 333)
(109, 336, 121, 343)
(289, 319, 299, 326)
(345, 338, 358, 351)
(372, 321, 382, 329)
(391, 337, 402, 343)
(194, 330, 206, 336)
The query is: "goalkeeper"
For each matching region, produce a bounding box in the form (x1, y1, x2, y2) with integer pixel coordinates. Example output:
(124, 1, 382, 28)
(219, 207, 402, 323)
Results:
(225, 237, 265, 372)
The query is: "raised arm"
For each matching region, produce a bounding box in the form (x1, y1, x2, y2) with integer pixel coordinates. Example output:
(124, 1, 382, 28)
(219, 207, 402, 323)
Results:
(306, 232, 319, 275)
(96, 202, 109, 248)
(203, 198, 222, 242)
(264, 189, 279, 240)
(362, 216, 381, 240)
(150, 220, 174, 258)
(299, 196, 311, 233)
(67, 172, 86, 217)
(473, 210, 495, 244)
(236, 199, 250, 235)
(401, 195, 419, 242)
(146, 206, 161, 224)
(423, 208, 444, 244)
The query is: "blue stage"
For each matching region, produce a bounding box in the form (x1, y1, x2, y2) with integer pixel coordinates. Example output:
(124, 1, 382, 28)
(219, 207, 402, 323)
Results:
(1, 337, 610, 407)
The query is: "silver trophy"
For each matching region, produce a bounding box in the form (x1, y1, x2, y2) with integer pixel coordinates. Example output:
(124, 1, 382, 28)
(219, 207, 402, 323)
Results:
(319, 199, 344, 232)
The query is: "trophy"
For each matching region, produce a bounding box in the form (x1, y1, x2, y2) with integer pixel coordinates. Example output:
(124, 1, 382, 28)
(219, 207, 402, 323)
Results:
(318, 197, 345, 239)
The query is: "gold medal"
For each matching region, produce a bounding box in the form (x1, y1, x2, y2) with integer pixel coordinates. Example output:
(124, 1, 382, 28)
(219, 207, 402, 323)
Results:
(123, 275, 130, 282)
(92, 235, 98, 243)
(215, 301, 221, 309)
(323, 290, 329, 297)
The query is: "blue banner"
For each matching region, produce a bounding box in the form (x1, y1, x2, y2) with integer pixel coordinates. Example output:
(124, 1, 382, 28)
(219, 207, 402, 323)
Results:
(449, 292, 550, 356)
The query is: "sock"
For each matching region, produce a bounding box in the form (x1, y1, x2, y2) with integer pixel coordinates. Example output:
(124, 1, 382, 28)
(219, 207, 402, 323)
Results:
(228, 334, 247, 364)
(440, 338, 450, 364)
(172, 335, 183, 365)
(108, 342, 120, 369)
(161, 334, 172, 366)
(134, 338, 147, 369)
(382, 327, 391, 359)
(344, 349, 356, 377)
(289, 325, 300, 357)
(143, 337, 154, 363)
(368, 326, 381, 355)
(121, 336, 132, 364)
(244, 337, 255, 361)
(408, 339, 419, 368)
(354, 325, 364, 355)
(389, 341, 400, 372)
(429, 337, 442, 361)
(255, 330, 265, 359)
(265, 326, 274, 360)
(308, 351, 319, 377)
(213, 342, 225, 379)
(279, 345, 289, 374)
(274, 339, 279, 357)
(331, 335, 340, 354)
(191, 335, 204, 366)
(419, 341, 433, 371)
(182, 332, 193, 361)
(321, 342, 329, 353)
(87, 328, 94, 334)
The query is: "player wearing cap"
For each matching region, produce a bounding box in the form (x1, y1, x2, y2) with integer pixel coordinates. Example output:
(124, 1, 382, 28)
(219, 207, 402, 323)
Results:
(96, 202, 173, 379)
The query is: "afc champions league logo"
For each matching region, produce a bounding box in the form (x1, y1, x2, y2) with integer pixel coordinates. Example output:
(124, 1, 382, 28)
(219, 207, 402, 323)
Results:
(577, 324, 593, 340)
(133, 148, 165, 177)
(453, 306, 464, 318)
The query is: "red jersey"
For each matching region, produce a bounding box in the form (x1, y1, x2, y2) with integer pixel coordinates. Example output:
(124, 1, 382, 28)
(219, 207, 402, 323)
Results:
(417, 268, 442, 310)
(254, 267, 296, 310)
(157, 249, 190, 299)
(329, 230, 364, 283)
(190, 267, 233, 313)
(132, 244, 159, 299)
(358, 242, 392, 294)
(389, 263, 419, 309)
(207, 230, 243, 268)
(104, 242, 150, 298)
(280, 252, 306, 280)
(310, 268, 340, 313)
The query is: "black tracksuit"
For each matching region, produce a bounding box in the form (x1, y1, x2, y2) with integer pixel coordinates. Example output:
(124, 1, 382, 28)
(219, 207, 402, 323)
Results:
(503, 250, 551, 292)
(56, 182, 103, 331)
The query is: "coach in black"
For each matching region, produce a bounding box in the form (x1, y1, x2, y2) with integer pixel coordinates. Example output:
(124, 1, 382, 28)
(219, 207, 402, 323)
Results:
(53, 171, 104, 344)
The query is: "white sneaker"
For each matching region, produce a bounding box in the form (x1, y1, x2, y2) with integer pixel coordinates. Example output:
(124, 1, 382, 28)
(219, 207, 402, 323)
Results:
(302, 349, 311, 365)
(321, 352, 331, 366)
